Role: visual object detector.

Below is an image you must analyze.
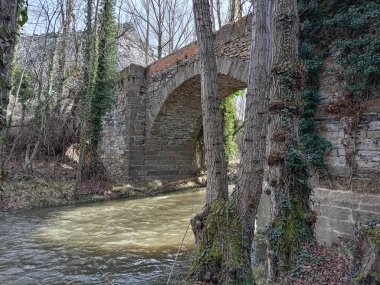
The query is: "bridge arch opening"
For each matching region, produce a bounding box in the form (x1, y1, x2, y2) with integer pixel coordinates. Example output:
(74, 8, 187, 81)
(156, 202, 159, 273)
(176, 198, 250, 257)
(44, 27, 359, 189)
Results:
(144, 73, 247, 181)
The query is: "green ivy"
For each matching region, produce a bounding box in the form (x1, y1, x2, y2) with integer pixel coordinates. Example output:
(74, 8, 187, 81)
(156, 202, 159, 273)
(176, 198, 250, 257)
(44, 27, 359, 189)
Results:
(12, 68, 36, 104)
(18, 0, 28, 27)
(89, 0, 117, 150)
(222, 90, 243, 161)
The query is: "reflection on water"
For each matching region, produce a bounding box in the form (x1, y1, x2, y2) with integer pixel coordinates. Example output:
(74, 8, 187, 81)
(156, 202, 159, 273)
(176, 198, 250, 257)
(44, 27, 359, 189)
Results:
(0, 189, 206, 284)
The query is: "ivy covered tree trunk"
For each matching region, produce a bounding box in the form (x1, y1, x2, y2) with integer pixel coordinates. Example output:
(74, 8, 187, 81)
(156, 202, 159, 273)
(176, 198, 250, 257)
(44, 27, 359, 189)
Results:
(0, 0, 21, 129)
(88, 0, 117, 177)
(0, 0, 26, 178)
(266, 0, 314, 280)
(189, 0, 272, 284)
(76, 0, 117, 184)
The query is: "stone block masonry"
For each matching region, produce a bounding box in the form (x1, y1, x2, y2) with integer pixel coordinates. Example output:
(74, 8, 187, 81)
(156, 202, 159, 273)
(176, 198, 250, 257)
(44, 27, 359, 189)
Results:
(99, 15, 379, 244)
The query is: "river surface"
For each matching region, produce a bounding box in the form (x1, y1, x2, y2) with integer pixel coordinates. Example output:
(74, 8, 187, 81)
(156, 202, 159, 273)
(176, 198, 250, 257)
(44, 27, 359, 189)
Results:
(0, 189, 207, 284)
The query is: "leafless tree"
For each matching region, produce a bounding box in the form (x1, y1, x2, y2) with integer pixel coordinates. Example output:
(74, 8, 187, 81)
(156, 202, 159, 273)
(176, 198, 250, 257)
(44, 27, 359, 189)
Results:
(189, 0, 272, 283)
(125, 0, 194, 59)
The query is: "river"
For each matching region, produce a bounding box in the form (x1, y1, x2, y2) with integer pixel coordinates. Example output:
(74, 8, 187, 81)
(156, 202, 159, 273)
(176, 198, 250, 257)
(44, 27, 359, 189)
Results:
(0, 189, 206, 284)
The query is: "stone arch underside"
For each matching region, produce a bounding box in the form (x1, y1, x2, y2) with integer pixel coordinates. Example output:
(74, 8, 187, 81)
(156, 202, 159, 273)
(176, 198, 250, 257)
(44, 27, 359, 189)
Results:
(144, 67, 247, 180)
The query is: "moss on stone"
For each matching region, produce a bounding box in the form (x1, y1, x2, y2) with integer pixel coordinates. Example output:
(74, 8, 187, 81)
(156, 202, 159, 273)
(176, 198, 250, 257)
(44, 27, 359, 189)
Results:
(362, 226, 380, 250)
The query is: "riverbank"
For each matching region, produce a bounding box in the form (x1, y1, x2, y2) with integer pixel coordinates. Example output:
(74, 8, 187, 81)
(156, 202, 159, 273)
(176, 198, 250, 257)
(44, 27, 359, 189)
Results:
(0, 177, 207, 212)
(0, 154, 242, 212)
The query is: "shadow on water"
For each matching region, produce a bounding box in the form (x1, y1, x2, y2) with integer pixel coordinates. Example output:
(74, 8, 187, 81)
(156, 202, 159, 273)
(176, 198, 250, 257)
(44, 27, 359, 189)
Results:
(0, 188, 206, 284)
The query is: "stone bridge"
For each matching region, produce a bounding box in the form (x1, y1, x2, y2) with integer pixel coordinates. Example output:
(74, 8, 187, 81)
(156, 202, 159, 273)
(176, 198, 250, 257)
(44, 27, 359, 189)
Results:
(99, 14, 380, 246)
(100, 16, 252, 182)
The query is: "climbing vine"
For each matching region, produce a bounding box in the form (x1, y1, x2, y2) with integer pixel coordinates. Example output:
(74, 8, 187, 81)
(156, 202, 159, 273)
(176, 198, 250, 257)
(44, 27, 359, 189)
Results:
(90, 0, 117, 150)
(298, 0, 380, 186)
(268, 0, 380, 274)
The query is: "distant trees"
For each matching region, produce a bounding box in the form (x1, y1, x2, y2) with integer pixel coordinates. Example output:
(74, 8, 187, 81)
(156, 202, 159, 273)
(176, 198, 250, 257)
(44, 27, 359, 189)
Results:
(227, 0, 242, 22)
(126, 0, 194, 60)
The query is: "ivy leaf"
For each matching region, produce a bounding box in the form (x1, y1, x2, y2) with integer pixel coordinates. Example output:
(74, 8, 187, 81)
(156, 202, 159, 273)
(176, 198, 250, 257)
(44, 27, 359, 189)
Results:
(18, 7, 28, 27)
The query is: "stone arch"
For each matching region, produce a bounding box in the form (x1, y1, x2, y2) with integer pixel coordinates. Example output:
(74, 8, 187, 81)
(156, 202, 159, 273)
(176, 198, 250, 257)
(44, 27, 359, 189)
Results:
(146, 57, 249, 136)
(144, 57, 248, 180)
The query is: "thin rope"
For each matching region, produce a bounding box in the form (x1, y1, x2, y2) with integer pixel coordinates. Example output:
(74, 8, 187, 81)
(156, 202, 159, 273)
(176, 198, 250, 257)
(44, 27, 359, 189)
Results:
(166, 191, 201, 285)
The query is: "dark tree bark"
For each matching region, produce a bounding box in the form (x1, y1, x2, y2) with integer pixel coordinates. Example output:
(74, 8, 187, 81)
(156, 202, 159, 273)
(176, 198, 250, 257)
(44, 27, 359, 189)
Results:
(188, 1, 272, 284)
(265, 0, 313, 280)
(236, 0, 272, 262)
(0, 0, 20, 128)
(193, 0, 228, 207)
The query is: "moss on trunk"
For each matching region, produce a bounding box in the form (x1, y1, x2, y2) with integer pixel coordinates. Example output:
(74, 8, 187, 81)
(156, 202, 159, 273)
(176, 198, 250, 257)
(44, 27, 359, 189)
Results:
(188, 197, 255, 285)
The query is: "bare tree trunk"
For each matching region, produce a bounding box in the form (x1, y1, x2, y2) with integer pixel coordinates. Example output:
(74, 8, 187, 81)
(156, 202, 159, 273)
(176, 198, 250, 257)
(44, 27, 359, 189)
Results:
(193, 0, 227, 207)
(227, 0, 242, 23)
(210, 0, 215, 32)
(216, 0, 222, 29)
(56, 0, 73, 102)
(145, 0, 150, 65)
(189, 0, 269, 284)
(76, 0, 95, 194)
(236, 0, 272, 262)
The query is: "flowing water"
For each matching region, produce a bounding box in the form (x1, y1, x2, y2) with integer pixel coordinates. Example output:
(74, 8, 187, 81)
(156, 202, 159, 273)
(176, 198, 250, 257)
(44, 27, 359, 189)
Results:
(0, 189, 207, 285)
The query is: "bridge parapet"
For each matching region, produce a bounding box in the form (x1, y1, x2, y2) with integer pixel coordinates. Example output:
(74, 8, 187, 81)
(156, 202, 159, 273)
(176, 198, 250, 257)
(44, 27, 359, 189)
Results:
(148, 14, 251, 76)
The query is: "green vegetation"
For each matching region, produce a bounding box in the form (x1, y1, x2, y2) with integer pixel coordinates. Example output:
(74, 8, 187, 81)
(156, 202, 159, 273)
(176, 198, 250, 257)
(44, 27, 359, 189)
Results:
(362, 226, 380, 250)
(12, 68, 36, 104)
(79, 0, 117, 176)
(268, 0, 380, 270)
(90, 0, 117, 151)
(189, 194, 255, 284)
(269, 199, 313, 270)
(222, 90, 243, 162)
(299, 0, 380, 95)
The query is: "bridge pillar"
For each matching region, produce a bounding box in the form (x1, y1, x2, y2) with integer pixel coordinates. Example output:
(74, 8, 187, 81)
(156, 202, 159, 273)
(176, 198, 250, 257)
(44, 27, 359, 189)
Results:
(123, 64, 147, 181)
(99, 64, 147, 182)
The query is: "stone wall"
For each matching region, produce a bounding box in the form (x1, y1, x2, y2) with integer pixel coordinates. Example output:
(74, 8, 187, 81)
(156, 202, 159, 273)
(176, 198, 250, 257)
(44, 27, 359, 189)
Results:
(256, 57, 380, 245)
(314, 58, 380, 193)
(313, 188, 380, 245)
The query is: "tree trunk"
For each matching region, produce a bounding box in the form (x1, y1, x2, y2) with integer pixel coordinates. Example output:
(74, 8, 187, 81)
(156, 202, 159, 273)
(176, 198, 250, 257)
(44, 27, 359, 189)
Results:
(227, 0, 242, 23)
(216, 0, 222, 29)
(0, 0, 20, 129)
(193, 0, 227, 207)
(210, 0, 215, 32)
(145, 0, 150, 65)
(0, 0, 21, 178)
(235, 0, 272, 263)
(266, 0, 314, 280)
(188, 1, 272, 284)
(76, 0, 95, 194)
(56, 0, 73, 102)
